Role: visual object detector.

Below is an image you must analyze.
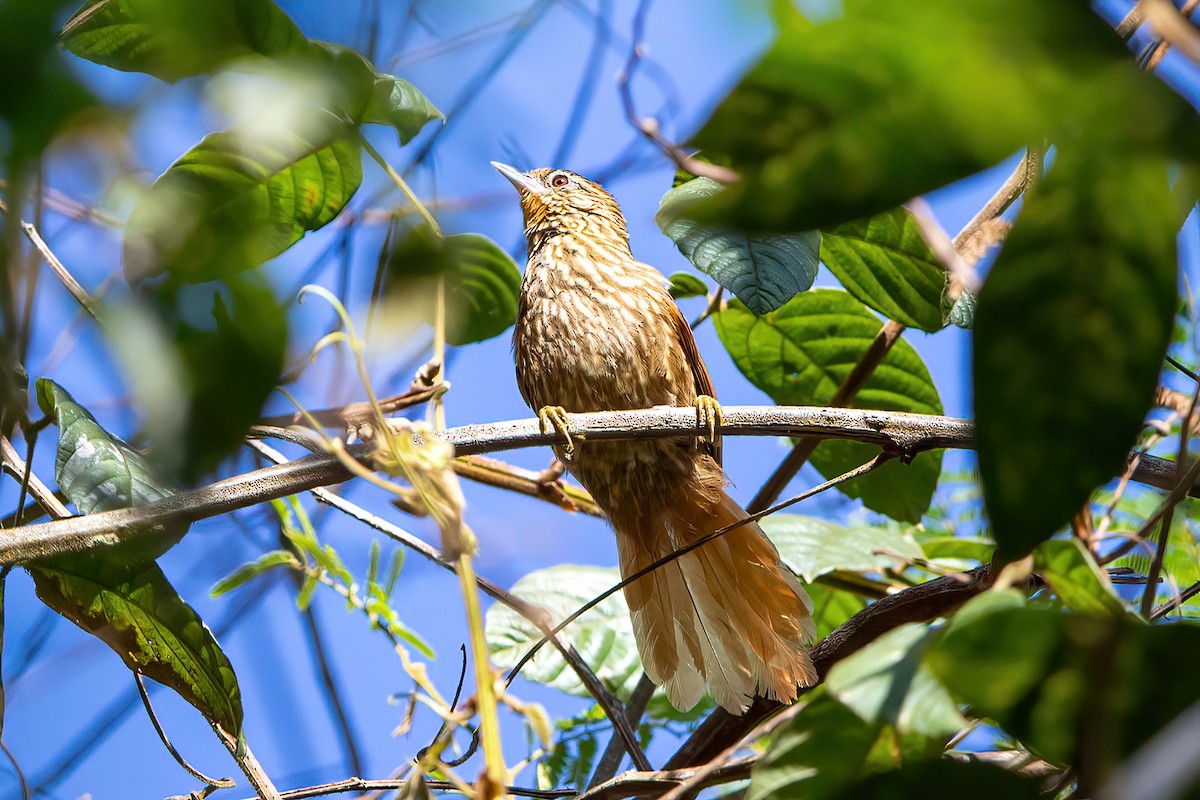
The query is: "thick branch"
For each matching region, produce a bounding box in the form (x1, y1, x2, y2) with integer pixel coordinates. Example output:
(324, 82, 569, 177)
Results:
(0, 405, 1189, 565)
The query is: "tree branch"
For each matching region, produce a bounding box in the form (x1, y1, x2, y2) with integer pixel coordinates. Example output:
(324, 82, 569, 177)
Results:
(1, 405, 1190, 565)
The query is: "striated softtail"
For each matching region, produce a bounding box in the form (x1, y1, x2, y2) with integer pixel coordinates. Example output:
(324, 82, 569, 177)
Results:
(612, 486, 818, 715)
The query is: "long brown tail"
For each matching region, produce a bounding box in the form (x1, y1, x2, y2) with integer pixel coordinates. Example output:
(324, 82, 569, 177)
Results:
(613, 486, 817, 714)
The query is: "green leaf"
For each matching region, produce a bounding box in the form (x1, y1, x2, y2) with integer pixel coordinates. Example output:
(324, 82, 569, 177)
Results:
(825, 623, 965, 738)
(761, 514, 925, 581)
(485, 565, 641, 699)
(124, 121, 361, 283)
(919, 536, 993, 565)
(35, 379, 185, 561)
(714, 290, 943, 521)
(667, 272, 709, 300)
(385, 225, 522, 346)
(973, 152, 1177, 562)
(655, 177, 820, 315)
(149, 277, 288, 482)
(831, 759, 1044, 800)
(211, 550, 295, 597)
(1034, 538, 1127, 616)
(820, 208, 946, 333)
(30, 559, 243, 735)
(806, 582, 865, 640)
(689, 0, 1198, 231)
(61, 0, 309, 82)
(749, 691, 883, 800)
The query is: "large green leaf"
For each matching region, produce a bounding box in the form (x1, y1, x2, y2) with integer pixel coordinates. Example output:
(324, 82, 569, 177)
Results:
(386, 225, 522, 346)
(805, 582, 865, 640)
(655, 177, 820, 315)
(748, 692, 884, 800)
(31, 559, 242, 735)
(821, 208, 946, 333)
(831, 759, 1044, 800)
(761, 514, 924, 581)
(825, 623, 964, 739)
(689, 0, 1197, 232)
(486, 565, 641, 699)
(928, 592, 1200, 766)
(124, 121, 361, 283)
(973, 152, 1177, 562)
(715, 290, 943, 521)
(1034, 539, 1127, 617)
(61, 0, 309, 82)
(35, 379, 185, 560)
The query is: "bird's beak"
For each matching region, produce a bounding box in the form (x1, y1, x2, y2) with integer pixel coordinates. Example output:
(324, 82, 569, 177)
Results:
(491, 161, 547, 195)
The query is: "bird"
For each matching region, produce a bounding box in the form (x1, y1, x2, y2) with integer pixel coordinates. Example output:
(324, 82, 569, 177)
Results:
(492, 162, 817, 715)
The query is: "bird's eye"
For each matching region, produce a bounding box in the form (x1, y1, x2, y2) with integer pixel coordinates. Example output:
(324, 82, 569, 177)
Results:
(550, 173, 570, 188)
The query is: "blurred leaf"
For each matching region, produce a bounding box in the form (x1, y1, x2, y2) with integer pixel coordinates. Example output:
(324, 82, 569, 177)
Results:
(831, 759, 1043, 800)
(973, 152, 1177, 562)
(486, 565, 641, 699)
(714, 290, 943, 521)
(124, 121, 361, 284)
(35, 379, 185, 560)
(749, 691, 883, 800)
(386, 225, 521, 346)
(61, 0, 309, 81)
(761, 514, 924, 581)
(1, 0, 94, 162)
(30, 559, 242, 735)
(919, 536, 993, 565)
(668, 272, 709, 300)
(821, 208, 945, 332)
(806, 582, 865, 639)
(690, 0, 1198, 231)
(210, 550, 295, 597)
(540, 727, 599, 792)
(928, 596, 1200, 766)
(826, 623, 965, 738)
(655, 177, 820, 314)
(1035, 539, 1127, 616)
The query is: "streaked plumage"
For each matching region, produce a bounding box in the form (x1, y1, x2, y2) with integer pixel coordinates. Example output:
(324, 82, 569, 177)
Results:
(494, 162, 817, 713)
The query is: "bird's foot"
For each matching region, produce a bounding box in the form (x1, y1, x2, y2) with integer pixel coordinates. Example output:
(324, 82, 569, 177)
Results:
(693, 395, 724, 461)
(538, 405, 577, 461)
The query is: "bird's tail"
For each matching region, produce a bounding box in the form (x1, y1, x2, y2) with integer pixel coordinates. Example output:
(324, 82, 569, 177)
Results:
(613, 485, 817, 715)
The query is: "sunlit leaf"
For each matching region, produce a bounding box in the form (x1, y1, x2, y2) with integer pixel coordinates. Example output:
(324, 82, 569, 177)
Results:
(761, 514, 924, 581)
(124, 120, 361, 283)
(1034, 538, 1127, 616)
(210, 550, 295, 597)
(820, 208, 945, 332)
(667, 272, 709, 300)
(974, 152, 1177, 562)
(715, 290, 943, 521)
(805, 582, 865, 640)
(31, 559, 242, 735)
(656, 177, 820, 314)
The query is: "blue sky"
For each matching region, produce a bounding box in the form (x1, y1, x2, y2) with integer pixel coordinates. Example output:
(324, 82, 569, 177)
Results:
(3, 0, 1198, 797)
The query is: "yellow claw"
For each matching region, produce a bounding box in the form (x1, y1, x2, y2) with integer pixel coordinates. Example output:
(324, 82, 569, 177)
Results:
(538, 405, 577, 461)
(694, 394, 724, 462)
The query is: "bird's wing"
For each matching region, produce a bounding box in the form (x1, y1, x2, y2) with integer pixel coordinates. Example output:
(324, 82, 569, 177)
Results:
(666, 297, 722, 465)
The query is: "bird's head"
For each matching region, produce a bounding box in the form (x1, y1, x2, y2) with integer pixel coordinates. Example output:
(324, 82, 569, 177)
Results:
(491, 162, 629, 247)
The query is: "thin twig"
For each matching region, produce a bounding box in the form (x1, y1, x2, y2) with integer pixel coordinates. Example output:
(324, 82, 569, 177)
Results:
(134, 675, 235, 790)
(453, 454, 602, 517)
(20, 221, 98, 319)
(588, 673, 656, 787)
(0, 435, 70, 520)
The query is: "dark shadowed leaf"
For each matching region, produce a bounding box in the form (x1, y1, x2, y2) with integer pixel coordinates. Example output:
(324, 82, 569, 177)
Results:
(486, 565, 641, 699)
(386, 224, 521, 346)
(655, 177, 820, 314)
(689, 0, 1198, 232)
(832, 759, 1043, 800)
(61, 0, 309, 81)
(749, 691, 883, 800)
(715, 290, 943, 521)
(35, 379, 185, 560)
(1035, 538, 1127, 616)
(30, 559, 242, 735)
(761, 514, 924, 581)
(667, 272, 709, 300)
(124, 120, 361, 284)
(973, 152, 1177, 562)
(821, 208, 945, 332)
(825, 623, 964, 738)
(928, 592, 1200, 766)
